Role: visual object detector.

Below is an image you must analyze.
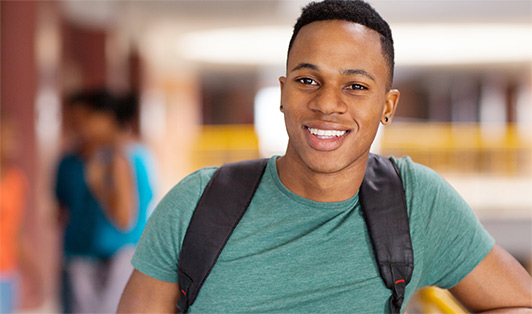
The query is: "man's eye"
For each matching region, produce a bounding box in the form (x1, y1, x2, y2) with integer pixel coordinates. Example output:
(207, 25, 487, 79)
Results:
(349, 84, 367, 90)
(297, 78, 317, 85)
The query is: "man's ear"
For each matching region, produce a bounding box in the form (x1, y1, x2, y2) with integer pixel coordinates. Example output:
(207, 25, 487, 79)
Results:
(381, 89, 400, 124)
(279, 76, 286, 112)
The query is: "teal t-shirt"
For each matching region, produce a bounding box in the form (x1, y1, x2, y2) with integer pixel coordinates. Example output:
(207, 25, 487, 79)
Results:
(131, 156, 494, 313)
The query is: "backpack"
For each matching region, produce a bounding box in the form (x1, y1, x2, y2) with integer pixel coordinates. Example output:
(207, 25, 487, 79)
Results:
(177, 154, 413, 313)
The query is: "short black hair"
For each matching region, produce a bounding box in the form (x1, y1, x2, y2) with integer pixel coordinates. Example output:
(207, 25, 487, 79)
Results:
(67, 88, 116, 116)
(288, 0, 395, 88)
(66, 89, 137, 127)
(115, 92, 139, 127)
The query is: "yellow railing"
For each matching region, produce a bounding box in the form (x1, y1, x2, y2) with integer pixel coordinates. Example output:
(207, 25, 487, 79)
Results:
(190, 124, 260, 170)
(380, 122, 532, 176)
(189, 123, 532, 176)
(408, 287, 467, 313)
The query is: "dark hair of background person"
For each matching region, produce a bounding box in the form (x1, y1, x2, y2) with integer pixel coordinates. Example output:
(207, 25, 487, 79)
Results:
(287, 0, 395, 89)
(66, 89, 138, 129)
(114, 92, 139, 129)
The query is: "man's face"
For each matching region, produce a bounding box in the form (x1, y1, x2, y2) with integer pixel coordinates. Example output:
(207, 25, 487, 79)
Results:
(279, 20, 399, 174)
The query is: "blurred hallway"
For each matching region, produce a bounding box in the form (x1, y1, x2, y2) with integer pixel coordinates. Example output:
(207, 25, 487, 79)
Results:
(1, 1, 531, 312)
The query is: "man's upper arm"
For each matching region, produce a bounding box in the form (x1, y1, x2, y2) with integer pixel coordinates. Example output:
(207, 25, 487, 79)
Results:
(449, 244, 532, 312)
(118, 269, 179, 313)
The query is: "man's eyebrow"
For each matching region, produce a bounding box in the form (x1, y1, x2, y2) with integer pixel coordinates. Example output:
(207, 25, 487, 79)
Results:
(291, 63, 319, 72)
(342, 69, 375, 81)
(291, 64, 376, 82)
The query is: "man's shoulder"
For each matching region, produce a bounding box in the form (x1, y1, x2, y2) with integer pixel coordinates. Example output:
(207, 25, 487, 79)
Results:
(391, 155, 429, 173)
(390, 155, 444, 189)
(170, 157, 275, 195)
(154, 158, 275, 219)
(156, 166, 219, 210)
(388, 155, 464, 219)
(177, 166, 218, 190)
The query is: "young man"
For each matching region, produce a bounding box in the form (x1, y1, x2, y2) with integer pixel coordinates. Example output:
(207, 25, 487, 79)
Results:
(118, 1, 532, 312)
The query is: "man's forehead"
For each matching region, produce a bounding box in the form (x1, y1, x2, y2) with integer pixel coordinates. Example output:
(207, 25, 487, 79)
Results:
(287, 20, 384, 63)
(296, 20, 381, 43)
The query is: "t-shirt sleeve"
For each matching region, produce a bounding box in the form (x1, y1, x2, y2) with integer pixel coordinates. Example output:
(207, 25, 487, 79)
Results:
(131, 168, 216, 283)
(395, 157, 495, 290)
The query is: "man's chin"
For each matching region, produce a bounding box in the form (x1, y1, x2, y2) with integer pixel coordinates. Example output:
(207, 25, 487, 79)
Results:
(302, 157, 355, 175)
(300, 149, 371, 175)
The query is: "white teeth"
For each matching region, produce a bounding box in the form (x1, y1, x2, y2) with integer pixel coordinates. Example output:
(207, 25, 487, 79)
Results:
(308, 128, 346, 137)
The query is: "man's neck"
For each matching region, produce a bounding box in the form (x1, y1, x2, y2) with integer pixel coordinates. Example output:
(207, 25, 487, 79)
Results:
(276, 149, 368, 203)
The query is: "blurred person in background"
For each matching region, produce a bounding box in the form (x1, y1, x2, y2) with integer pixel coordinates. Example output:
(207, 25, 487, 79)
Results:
(55, 89, 156, 313)
(0, 112, 42, 313)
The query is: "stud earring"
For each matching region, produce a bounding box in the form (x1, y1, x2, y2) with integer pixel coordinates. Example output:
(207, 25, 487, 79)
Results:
(280, 105, 283, 110)
(384, 117, 389, 123)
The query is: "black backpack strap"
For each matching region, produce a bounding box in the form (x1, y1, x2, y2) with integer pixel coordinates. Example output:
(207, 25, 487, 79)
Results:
(176, 158, 269, 313)
(359, 154, 413, 313)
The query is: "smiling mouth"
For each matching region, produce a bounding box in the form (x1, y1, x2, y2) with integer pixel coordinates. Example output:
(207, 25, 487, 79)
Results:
(306, 127, 349, 139)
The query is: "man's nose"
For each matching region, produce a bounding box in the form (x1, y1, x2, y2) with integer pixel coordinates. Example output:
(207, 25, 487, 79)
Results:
(308, 85, 348, 115)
